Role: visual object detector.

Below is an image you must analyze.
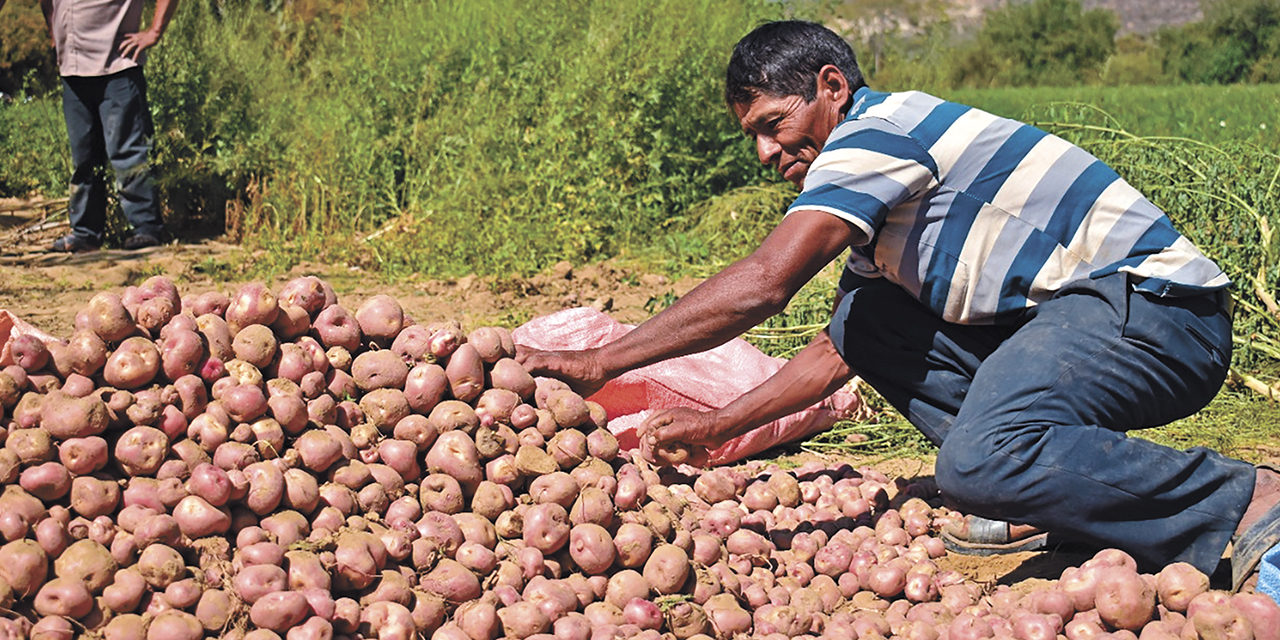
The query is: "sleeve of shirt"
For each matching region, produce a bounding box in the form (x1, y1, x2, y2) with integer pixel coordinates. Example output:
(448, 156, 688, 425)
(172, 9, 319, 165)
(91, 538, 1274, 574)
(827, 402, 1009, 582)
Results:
(787, 118, 938, 247)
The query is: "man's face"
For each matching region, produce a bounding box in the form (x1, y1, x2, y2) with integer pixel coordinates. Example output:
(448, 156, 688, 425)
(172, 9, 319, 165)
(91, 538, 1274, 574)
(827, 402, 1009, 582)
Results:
(732, 72, 848, 187)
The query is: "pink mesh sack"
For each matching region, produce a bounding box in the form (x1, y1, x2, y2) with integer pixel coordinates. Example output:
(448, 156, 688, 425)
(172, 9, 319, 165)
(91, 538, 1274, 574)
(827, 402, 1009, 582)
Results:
(513, 307, 867, 465)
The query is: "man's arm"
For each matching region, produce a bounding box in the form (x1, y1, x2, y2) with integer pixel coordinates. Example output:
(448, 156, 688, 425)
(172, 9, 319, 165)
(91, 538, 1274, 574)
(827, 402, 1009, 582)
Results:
(40, 0, 53, 46)
(119, 0, 180, 60)
(639, 328, 854, 455)
(518, 209, 866, 395)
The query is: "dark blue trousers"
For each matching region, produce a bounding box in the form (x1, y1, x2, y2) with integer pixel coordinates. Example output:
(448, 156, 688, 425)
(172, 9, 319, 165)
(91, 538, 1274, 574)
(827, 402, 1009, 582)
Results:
(62, 67, 163, 244)
(828, 273, 1255, 573)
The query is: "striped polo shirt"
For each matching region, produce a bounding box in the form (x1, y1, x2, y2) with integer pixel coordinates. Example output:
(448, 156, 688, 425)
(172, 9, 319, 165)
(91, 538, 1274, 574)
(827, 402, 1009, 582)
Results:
(789, 87, 1229, 325)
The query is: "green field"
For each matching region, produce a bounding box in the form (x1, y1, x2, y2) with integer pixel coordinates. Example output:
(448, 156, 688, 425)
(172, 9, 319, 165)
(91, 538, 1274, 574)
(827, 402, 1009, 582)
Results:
(947, 84, 1280, 149)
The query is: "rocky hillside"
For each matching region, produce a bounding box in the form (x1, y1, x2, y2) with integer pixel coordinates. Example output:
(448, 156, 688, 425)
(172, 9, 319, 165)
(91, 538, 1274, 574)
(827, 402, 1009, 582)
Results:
(955, 0, 1203, 34)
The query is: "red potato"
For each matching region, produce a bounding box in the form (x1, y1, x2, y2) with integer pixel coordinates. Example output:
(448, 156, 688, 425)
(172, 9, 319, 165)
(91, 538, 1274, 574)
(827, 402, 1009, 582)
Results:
(136, 543, 185, 590)
(1094, 565, 1156, 631)
(273, 343, 313, 385)
(476, 388, 521, 425)
(1231, 592, 1280, 640)
(548, 429, 588, 470)
(488, 358, 536, 400)
(250, 591, 313, 633)
(279, 276, 328, 318)
(103, 568, 148, 615)
(233, 324, 279, 370)
(356, 295, 405, 345)
(40, 389, 109, 440)
(425, 431, 483, 493)
(114, 426, 169, 477)
(524, 503, 571, 554)
(0, 539, 48, 598)
(420, 558, 482, 604)
(10, 334, 50, 372)
(624, 598, 664, 630)
(361, 388, 410, 433)
(234, 565, 288, 604)
(8, 427, 56, 464)
(160, 327, 205, 382)
(569, 524, 616, 575)
(21, 462, 73, 502)
(404, 363, 448, 414)
(326, 345, 353, 372)
(35, 517, 70, 558)
(313, 305, 362, 351)
(570, 486, 614, 529)
(226, 283, 280, 334)
(286, 550, 332, 592)
(1188, 603, 1255, 640)
(86, 292, 135, 342)
(293, 430, 345, 473)
(429, 399, 480, 434)
(390, 324, 432, 364)
(28, 616, 74, 640)
(70, 475, 120, 519)
(545, 389, 589, 429)
(190, 290, 230, 317)
(351, 350, 410, 392)
(444, 343, 485, 403)
(30, 577, 92, 619)
(173, 495, 232, 538)
(427, 321, 465, 359)
(239, 541, 286, 568)
(54, 539, 116, 594)
(530, 472, 581, 509)
(104, 337, 161, 389)
(11, 391, 44, 430)
(643, 544, 690, 596)
(270, 304, 311, 341)
(498, 600, 552, 639)
(467, 326, 512, 364)
(1155, 562, 1209, 613)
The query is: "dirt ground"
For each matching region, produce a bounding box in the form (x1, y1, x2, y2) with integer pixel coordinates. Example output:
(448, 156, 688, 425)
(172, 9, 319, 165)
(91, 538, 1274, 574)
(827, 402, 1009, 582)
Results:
(0, 197, 705, 337)
(0, 197, 1221, 591)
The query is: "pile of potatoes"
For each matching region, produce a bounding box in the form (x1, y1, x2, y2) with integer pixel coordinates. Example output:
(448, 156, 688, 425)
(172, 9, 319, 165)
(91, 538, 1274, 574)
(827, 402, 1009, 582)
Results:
(0, 275, 1276, 640)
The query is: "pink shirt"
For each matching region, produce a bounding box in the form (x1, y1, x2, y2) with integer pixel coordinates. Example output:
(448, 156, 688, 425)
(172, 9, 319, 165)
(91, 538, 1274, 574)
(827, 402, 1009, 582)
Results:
(51, 0, 145, 77)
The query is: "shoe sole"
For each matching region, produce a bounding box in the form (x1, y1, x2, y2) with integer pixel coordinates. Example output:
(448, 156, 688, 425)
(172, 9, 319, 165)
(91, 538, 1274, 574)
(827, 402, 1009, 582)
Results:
(1232, 464, 1280, 592)
(941, 529, 1051, 556)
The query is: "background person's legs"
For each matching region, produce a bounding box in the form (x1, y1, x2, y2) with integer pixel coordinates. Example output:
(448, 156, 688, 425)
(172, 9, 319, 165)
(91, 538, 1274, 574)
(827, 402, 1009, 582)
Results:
(100, 68, 162, 243)
(61, 76, 110, 247)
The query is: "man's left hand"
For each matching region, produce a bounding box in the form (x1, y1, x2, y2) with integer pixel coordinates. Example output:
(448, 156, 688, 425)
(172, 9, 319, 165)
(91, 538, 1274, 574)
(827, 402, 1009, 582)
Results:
(639, 407, 724, 467)
(119, 30, 160, 60)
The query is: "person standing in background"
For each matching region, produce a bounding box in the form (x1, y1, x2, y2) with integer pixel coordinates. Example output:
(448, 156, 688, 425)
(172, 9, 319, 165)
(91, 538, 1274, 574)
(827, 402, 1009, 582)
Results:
(39, 0, 179, 252)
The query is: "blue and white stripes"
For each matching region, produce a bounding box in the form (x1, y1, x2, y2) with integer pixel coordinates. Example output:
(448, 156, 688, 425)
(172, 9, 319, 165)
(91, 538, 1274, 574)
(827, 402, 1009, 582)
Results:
(791, 88, 1229, 325)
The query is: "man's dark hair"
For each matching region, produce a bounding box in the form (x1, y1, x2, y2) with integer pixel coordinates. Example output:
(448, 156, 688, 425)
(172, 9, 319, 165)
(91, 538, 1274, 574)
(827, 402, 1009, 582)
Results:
(725, 20, 865, 107)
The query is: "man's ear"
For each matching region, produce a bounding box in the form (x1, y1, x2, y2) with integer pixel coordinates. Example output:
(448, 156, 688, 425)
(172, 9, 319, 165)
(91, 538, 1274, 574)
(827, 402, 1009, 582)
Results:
(815, 64, 850, 105)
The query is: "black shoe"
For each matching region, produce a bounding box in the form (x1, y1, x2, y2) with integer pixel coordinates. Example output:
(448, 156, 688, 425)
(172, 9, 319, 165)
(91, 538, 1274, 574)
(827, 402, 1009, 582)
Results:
(50, 234, 100, 253)
(123, 233, 161, 250)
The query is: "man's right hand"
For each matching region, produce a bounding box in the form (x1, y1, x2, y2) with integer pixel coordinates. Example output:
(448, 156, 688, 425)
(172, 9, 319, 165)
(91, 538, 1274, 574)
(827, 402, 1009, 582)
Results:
(515, 346, 610, 398)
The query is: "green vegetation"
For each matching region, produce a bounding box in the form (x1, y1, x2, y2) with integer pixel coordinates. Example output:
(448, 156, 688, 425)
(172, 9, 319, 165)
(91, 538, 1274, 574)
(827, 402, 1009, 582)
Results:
(949, 0, 1119, 88)
(947, 85, 1280, 149)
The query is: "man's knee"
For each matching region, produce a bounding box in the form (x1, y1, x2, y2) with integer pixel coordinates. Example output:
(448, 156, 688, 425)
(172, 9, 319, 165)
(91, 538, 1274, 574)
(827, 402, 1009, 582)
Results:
(934, 422, 1037, 515)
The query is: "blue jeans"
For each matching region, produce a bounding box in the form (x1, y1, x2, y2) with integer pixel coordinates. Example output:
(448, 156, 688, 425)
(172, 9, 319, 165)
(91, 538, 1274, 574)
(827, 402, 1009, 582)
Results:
(829, 273, 1254, 573)
(62, 67, 163, 243)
